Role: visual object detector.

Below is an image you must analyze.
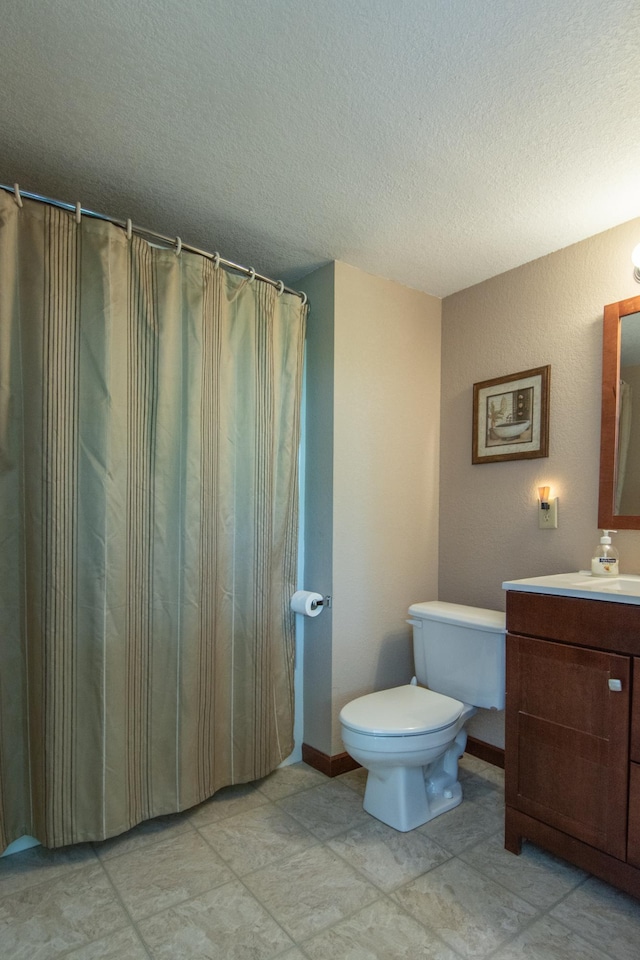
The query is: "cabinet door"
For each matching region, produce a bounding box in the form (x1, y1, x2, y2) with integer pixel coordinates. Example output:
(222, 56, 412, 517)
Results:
(506, 634, 630, 860)
(629, 764, 640, 868)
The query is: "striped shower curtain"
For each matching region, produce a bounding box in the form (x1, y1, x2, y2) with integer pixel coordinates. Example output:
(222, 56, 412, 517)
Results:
(0, 191, 306, 848)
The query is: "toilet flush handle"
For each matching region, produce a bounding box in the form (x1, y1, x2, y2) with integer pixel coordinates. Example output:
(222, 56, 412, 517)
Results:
(406, 618, 422, 627)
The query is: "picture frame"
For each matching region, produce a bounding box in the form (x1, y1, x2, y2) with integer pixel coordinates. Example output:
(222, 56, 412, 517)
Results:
(472, 365, 550, 464)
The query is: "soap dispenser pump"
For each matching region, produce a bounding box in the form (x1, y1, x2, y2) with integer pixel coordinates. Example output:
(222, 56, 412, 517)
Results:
(591, 530, 619, 577)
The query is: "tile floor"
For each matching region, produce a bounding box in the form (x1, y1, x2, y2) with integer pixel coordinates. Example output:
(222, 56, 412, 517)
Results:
(1, 755, 639, 959)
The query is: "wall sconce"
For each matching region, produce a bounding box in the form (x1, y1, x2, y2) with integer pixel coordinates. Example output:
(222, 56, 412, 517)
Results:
(632, 244, 640, 283)
(537, 485, 558, 529)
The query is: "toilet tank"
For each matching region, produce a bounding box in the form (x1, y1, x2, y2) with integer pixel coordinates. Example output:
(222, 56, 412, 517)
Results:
(408, 601, 506, 709)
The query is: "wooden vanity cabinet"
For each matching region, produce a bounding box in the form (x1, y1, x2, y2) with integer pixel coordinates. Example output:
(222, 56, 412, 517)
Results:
(505, 591, 640, 898)
(630, 658, 640, 868)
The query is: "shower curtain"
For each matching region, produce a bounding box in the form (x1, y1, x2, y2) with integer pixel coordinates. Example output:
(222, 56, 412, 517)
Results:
(0, 191, 306, 848)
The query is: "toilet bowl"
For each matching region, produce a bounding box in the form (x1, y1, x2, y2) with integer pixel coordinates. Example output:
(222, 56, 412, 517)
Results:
(339, 601, 505, 832)
(341, 682, 475, 831)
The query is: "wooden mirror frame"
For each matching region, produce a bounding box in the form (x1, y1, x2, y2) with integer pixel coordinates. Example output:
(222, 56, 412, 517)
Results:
(598, 294, 640, 529)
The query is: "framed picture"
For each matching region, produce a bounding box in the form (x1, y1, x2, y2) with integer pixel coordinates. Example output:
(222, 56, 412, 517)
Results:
(472, 365, 550, 464)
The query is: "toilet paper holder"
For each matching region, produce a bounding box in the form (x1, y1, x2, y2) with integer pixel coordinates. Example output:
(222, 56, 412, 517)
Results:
(311, 595, 332, 609)
(290, 590, 333, 617)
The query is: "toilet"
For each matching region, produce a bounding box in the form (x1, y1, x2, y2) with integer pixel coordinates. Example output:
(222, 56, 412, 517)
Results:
(339, 601, 506, 832)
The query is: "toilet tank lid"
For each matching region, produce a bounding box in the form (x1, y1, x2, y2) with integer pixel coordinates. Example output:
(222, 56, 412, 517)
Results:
(408, 601, 505, 632)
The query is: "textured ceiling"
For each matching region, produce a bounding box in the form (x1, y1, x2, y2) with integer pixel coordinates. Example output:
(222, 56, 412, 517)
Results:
(2, 0, 640, 297)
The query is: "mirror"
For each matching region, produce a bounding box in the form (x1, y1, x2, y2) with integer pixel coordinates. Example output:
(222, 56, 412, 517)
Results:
(598, 295, 640, 528)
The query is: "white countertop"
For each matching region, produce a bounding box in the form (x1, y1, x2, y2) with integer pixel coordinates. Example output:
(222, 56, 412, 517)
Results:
(502, 572, 640, 605)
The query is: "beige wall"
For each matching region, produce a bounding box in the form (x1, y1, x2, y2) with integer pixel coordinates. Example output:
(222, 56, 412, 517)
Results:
(303, 261, 442, 756)
(440, 217, 640, 746)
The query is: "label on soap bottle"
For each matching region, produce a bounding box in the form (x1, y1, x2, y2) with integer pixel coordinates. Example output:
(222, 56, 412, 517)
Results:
(591, 557, 619, 576)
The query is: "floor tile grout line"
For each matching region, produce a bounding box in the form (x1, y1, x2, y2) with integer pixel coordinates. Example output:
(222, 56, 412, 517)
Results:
(287, 875, 391, 951)
(70, 770, 333, 954)
(543, 905, 615, 960)
(93, 781, 323, 925)
(231, 866, 316, 951)
(467, 885, 618, 960)
(91, 815, 201, 865)
(90, 772, 328, 864)
(101, 859, 296, 957)
(98, 829, 252, 927)
(375, 886, 470, 960)
(231, 839, 385, 947)
(195, 792, 320, 831)
(543, 874, 635, 960)
(289, 880, 472, 960)
(76, 855, 154, 960)
(0, 844, 102, 902)
(389, 850, 546, 960)
(50, 770, 335, 871)
(270, 795, 373, 842)
(113, 811, 301, 952)
(192, 815, 324, 882)
(322, 825, 456, 895)
(399, 876, 540, 960)
(293, 892, 383, 953)
(186, 770, 331, 826)
(440, 838, 628, 960)
(430, 843, 547, 909)
(455, 833, 595, 915)
(255, 780, 333, 803)
(417, 821, 507, 860)
(473, 894, 571, 960)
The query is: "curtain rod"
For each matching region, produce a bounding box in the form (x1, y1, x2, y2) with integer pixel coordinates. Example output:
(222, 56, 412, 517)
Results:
(1, 183, 307, 304)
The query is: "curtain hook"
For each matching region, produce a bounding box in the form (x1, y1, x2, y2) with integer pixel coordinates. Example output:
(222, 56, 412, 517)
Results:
(75, 202, 82, 224)
(276, 280, 284, 296)
(213, 252, 220, 270)
(175, 236, 182, 256)
(248, 267, 256, 283)
(300, 292, 308, 306)
(13, 183, 23, 208)
(126, 218, 132, 241)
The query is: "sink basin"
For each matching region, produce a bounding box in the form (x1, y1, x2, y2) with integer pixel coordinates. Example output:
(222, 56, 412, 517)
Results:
(566, 577, 639, 593)
(502, 572, 640, 604)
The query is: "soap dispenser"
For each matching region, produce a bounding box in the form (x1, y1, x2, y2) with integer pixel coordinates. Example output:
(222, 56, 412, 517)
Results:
(591, 530, 619, 577)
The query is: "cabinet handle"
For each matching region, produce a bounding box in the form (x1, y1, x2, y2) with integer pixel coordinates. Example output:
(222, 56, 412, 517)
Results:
(608, 679, 623, 692)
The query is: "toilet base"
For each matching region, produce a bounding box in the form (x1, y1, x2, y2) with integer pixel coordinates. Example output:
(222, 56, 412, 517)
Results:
(361, 730, 467, 832)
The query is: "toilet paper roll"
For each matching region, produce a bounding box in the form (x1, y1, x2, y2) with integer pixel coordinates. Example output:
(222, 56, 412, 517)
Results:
(290, 590, 324, 617)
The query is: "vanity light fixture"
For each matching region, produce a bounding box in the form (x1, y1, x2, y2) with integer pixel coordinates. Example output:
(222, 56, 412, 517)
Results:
(631, 244, 640, 283)
(537, 485, 558, 529)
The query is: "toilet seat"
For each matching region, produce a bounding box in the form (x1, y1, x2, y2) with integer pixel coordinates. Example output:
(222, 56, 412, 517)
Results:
(339, 683, 464, 737)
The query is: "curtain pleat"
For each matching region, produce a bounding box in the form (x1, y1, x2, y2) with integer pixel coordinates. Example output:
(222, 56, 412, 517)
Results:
(0, 191, 306, 849)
